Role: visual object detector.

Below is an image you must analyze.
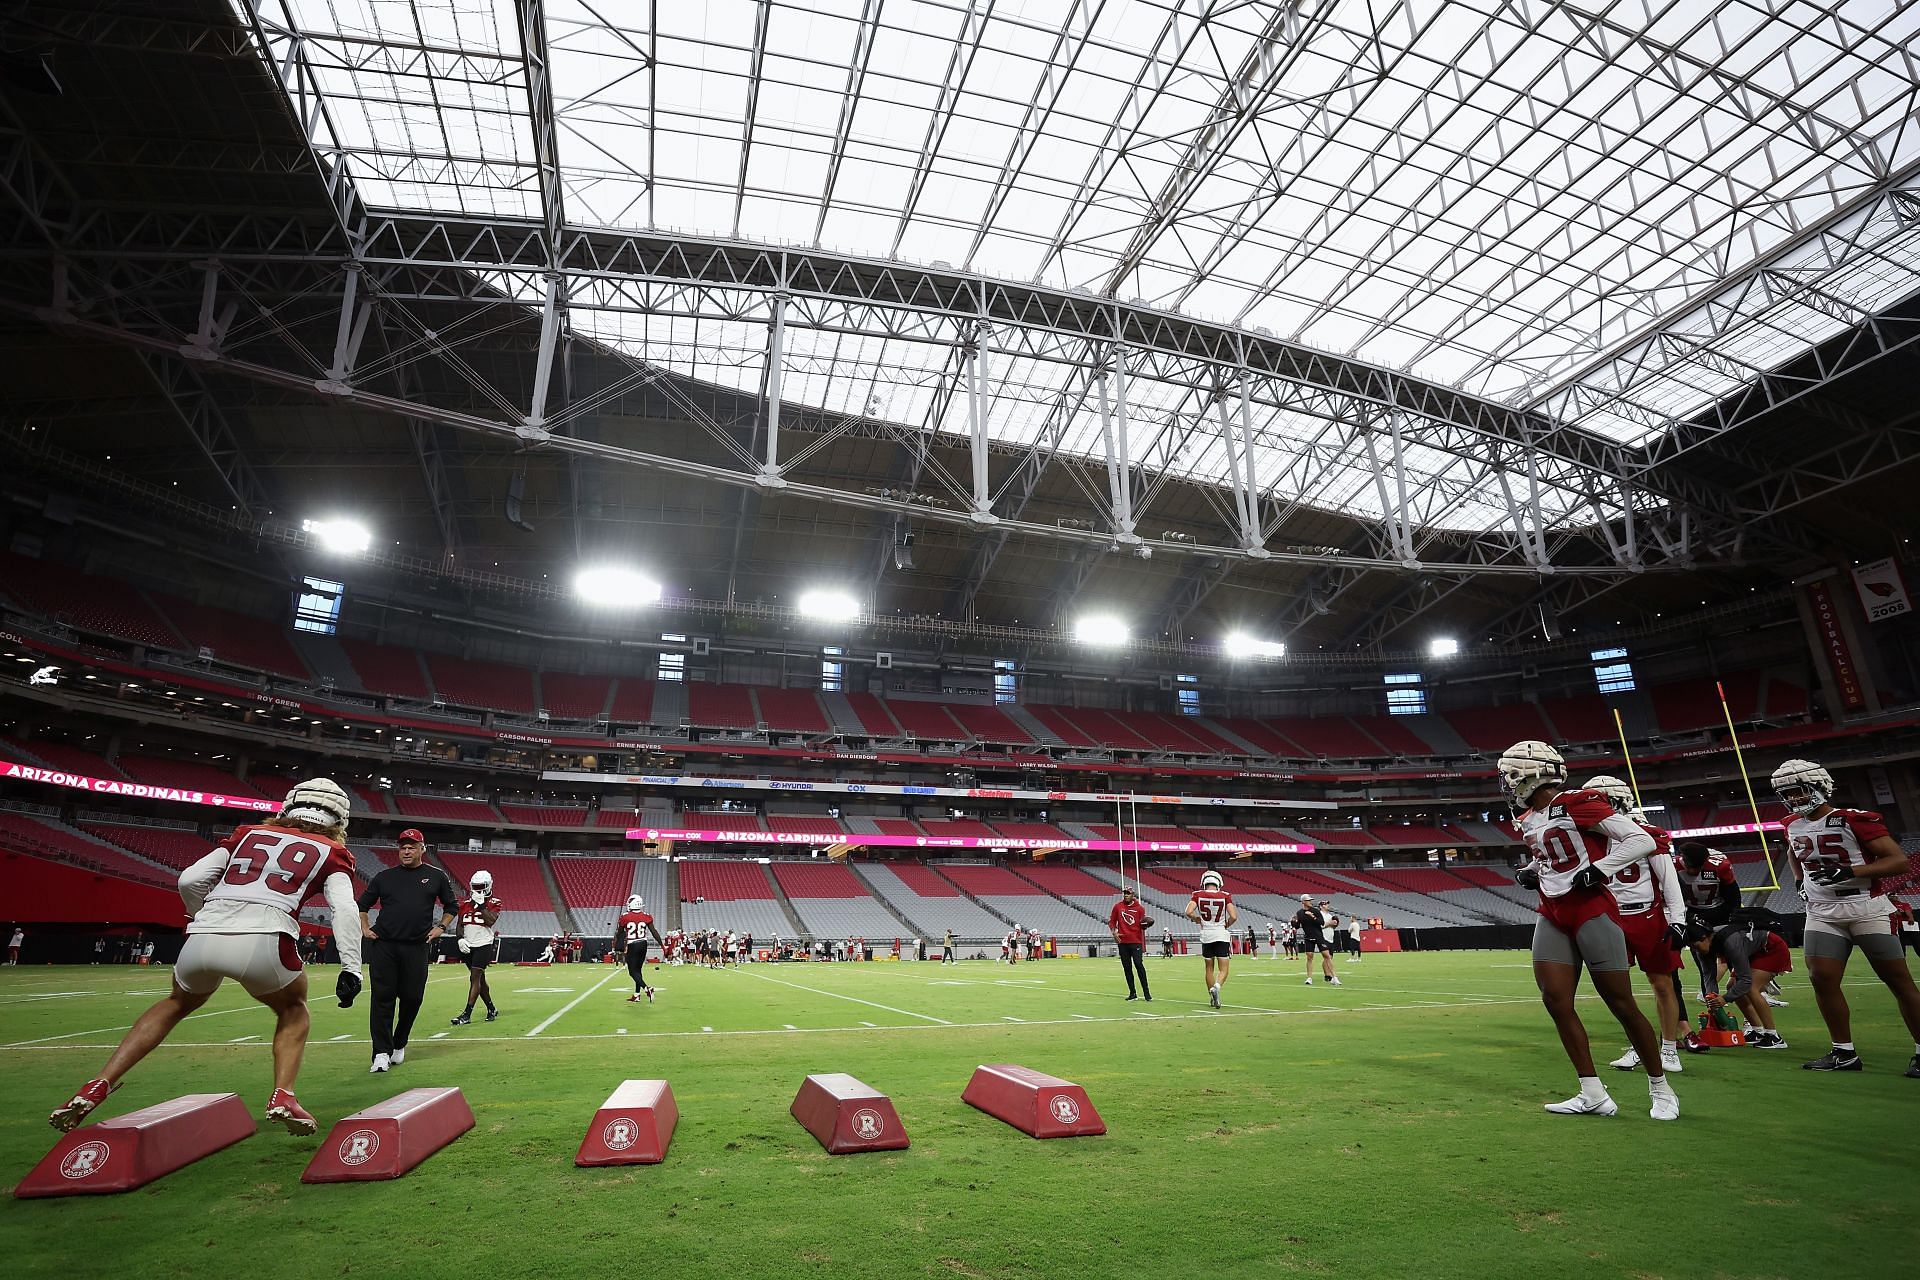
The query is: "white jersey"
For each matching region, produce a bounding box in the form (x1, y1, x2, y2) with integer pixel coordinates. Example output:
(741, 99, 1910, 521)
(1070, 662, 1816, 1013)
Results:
(176, 824, 362, 973)
(457, 896, 498, 948)
(1788, 808, 1890, 919)
(1190, 888, 1235, 944)
(1608, 823, 1686, 925)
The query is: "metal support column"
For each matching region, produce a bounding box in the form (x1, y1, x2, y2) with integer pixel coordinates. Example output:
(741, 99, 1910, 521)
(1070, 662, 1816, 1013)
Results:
(759, 293, 787, 486)
(966, 328, 996, 524)
(523, 271, 562, 439)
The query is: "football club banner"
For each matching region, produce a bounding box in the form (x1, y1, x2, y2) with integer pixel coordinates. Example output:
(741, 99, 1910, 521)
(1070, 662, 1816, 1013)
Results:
(1850, 557, 1913, 623)
(1805, 578, 1866, 711)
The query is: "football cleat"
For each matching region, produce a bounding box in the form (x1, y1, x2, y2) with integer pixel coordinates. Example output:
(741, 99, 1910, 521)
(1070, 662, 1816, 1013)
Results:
(1327, 976, 1341, 986)
(1208, 984, 1220, 1009)
(1610, 1048, 1642, 1071)
(1544, 1091, 1618, 1117)
(1906, 1054, 1920, 1079)
(389, 1048, 404, 1065)
(450, 1013, 471, 1026)
(369, 1053, 390, 1073)
(50, 1078, 117, 1133)
(1648, 1082, 1680, 1122)
(266, 1088, 317, 1136)
(1751, 1032, 1788, 1050)
(1303, 977, 1314, 985)
(1763, 990, 1788, 1007)
(1802, 1049, 1862, 1071)
(1125, 993, 1139, 1001)
(626, 993, 641, 1003)
(645, 986, 655, 1002)
(1680, 1031, 1712, 1054)
(485, 1006, 499, 1022)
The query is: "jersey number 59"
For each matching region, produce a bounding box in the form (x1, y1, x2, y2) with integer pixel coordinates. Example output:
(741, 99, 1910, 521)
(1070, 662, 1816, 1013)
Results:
(222, 829, 326, 893)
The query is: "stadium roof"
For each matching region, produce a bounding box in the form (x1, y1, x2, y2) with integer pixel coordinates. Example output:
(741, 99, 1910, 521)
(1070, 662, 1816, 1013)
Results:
(1, 0, 1917, 651)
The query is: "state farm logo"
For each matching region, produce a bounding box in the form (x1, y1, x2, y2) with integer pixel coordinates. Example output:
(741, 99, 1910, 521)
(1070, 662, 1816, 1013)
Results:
(59, 1141, 111, 1180)
(338, 1129, 380, 1166)
(602, 1117, 638, 1151)
(850, 1108, 885, 1141)
(1048, 1095, 1081, 1125)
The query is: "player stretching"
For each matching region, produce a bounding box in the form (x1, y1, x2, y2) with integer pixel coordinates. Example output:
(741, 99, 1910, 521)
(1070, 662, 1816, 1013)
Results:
(49, 779, 364, 1135)
(615, 895, 664, 1002)
(450, 869, 501, 1025)
(1583, 778, 1689, 1077)
(1501, 741, 1677, 1120)
(1185, 870, 1237, 1009)
(1772, 759, 1920, 1076)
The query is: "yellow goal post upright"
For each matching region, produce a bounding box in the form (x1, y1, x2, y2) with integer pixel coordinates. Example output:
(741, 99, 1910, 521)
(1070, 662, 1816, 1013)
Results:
(1717, 680, 1783, 893)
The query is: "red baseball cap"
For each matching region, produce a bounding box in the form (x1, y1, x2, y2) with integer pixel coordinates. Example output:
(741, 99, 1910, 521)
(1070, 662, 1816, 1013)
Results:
(397, 828, 426, 844)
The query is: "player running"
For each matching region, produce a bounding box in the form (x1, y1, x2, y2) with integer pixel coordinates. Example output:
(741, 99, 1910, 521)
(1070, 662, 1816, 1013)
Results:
(1501, 740, 1678, 1120)
(1582, 777, 1690, 1078)
(1185, 870, 1238, 1009)
(450, 869, 501, 1026)
(615, 895, 664, 1003)
(49, 779, 364, 1136)
(1772, 759, 1920, 1076)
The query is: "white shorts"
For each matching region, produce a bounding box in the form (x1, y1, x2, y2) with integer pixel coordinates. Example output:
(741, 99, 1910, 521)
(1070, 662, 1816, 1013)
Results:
(174, 932, 304, 998)
(1804, 909, 1899, 961)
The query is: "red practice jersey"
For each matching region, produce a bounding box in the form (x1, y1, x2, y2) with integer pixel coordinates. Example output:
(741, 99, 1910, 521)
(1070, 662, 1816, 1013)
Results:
(1517, 789, 1617, 899)
(200, 824, 355, 922)
(616, 910, 655, 948)
(1107, 898, 1150, 944)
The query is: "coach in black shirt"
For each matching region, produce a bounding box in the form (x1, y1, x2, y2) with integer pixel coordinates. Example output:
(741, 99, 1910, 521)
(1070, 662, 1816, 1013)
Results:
(357, 828, 458, 1072)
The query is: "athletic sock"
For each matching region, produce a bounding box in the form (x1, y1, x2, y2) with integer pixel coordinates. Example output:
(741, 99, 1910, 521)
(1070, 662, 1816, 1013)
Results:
(1648, 1075, 1673, 1093)
(1660, 1040, 1676, 1055)
(1834, 1042, 1855, 1052)
(1578, 1076, 1607, 1101)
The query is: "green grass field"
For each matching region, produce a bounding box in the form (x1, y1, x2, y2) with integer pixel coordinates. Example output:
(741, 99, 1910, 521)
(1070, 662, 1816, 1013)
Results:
(2, 951, 1914, 1279)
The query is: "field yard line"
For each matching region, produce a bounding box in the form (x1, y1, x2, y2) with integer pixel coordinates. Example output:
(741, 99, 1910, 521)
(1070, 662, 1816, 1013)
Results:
(737, 966, 951, 1024)
(0, 994, 1550, 1051)
(0, 972, 471, 1047)
(524, 968, 618, 1037)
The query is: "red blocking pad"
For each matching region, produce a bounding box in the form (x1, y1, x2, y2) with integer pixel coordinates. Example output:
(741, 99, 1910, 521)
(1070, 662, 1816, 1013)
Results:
(575, 1079, 678, 1166)
(962, 1064, 1106, 1138)
(790, 1073, 910, 1154)
(302, 1087, 474, 1183)
(16, 1093, 255, 1198)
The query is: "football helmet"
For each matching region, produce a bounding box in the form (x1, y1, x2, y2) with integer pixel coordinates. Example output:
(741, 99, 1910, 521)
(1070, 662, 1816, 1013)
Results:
(1771, 758, 1834, 816)
(1497, 740, 1566, 806)
(470, 870, 493, 901)
(1200, 870, 1224, 890)
(1584, 775, 1635, 814)
(279, 777, 351, 834)
(626, 894, 646, 912)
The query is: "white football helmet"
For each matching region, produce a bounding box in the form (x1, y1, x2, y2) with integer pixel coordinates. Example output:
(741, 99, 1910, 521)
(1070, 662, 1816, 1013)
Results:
(1200, 870, 1224, 890)
(1497, 740, 1566, 806)
(279, 777, 351, 834)
(1583, 775, 1635, 814)
(470, 870, 493, 901)
(626, 894, 646, 912)
(1771, 758, 1834, 816)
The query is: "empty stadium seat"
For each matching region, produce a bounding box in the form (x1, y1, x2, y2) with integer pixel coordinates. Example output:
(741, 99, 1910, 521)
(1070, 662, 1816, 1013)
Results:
(338, 639, 432, 701)
(945, 703, 1033, 744)
(539, 673, 616, 721)
(156, 597, 310, 680)
(0, 553, 182, 649)
(686, 682, 758, 730)
(425, 654, 537, 716)
(497, 803, 589, 827)
(677, 860, 776, 900)
(607, 678, 657, 724)
(756, 688, 830, 733)
(393, 794, 499, 823)
(883, 699, 967, 741)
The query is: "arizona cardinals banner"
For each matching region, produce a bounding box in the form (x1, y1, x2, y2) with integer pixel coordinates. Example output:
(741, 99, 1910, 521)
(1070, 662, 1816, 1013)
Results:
(1806, 579, 1866, 711)
(1850, 556, 1913, 623)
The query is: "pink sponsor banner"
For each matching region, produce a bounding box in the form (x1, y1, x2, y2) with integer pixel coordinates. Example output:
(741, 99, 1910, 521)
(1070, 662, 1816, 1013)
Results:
(626, 826, 1315, 854)
(1667, 822, 1783, 838)
(1, 760, 277, 813)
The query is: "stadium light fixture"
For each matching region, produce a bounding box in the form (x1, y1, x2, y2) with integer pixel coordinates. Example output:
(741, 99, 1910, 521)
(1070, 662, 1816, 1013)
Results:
(1429, 637, 1460, 658)
(302, 517, 371, 555)
(797, 588, 862, 622)
(1073, 614, 1130, 647)
(1224, 632, 1285, 659)
(574, 565, 663, 607)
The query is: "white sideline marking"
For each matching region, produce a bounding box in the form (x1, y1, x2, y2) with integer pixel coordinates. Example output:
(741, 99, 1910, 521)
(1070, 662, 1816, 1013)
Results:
(525, 969, 619, 1037)
(432, 1031, 450, 1039)
(737, 967, 950, 1025)
(1070, 1013, 1096, 1020)
(227, 1035, 258, 1043)
(330, 1034, 353, 1041)
(702, 1026, 713, 1032)
(783, 1023, 798, 1030)
(1002, 1016, 1025, 1022)
(4, 995, 1548, 1051)
(859, 1021, 878, 1027)
(617, 1028, 627, 1034)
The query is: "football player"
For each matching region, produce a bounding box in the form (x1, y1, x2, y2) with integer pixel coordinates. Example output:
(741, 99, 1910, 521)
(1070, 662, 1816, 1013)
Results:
(1582, 778, 1690, 1077)
(1772, 759, 1920, 1076)
(615, 895, 664, 1002)
(49, 778, 364, 1136)
(1184, 870, 1238, 1009)
(1292, 896, 1338, 985)
(1501, 741, 1677, 1120)
(449, 869, 501, 1026)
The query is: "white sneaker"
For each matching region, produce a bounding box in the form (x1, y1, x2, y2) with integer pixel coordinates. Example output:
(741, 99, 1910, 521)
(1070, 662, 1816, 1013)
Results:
(1327, 977, 1341, 986)
(1609, 1047, 1641, 1070)
(1661, 1049, 1683, 1074)
(389, 1048, 405, 1066)
(369, 1053, 390, 1074)
(1544, 1091, 1617, 1117)
(1649, 1082, 1680, 1121)
(1303, 977, 1314, 985)
(1762, 993, 1788, 1007)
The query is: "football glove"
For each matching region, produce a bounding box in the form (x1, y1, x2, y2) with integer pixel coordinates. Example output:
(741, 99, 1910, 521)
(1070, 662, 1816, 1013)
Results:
(457, 938, 472, 954)
(1664, 923, 1688, 950)
(1808, 864, 1855, 887)
(335, 969, 362, 1009)
(1513, 865, 1540, 890)
(1569, 865, 1608, 891)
